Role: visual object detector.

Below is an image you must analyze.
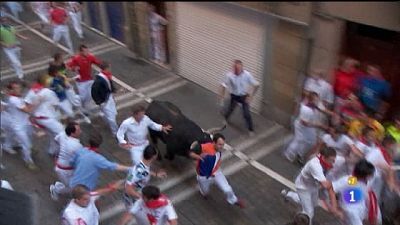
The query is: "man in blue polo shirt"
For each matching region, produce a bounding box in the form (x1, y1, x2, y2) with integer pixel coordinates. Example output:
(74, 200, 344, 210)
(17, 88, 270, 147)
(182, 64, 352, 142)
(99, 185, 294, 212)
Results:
(69, 133, 130, 191)
(358, 65, 391, 118)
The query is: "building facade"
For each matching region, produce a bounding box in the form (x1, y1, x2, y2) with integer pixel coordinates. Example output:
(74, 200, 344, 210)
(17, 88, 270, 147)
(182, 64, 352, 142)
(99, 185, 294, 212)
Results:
(82, 2, 400, 127)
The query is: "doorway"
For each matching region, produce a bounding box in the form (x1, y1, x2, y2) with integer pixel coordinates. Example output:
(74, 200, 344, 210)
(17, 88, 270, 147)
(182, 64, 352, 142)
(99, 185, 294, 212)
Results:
(147, 1, 169, 65)
(341, 21, 400, 119)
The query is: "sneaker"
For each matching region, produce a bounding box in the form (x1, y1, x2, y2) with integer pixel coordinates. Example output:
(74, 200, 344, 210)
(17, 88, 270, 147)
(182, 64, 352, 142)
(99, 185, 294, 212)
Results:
(3, 148, 17, 155)
(25, 161, 38, 171)
(234, 199, 245, 209)
(50, 184, 59, 201)
(281, 189, 289, 202)
(82, 115, 91, 124)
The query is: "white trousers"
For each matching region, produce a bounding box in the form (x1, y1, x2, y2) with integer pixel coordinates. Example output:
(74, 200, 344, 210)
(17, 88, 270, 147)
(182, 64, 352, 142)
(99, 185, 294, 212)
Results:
(100, 94, 118, 136)
(59, 99, 74, 118)
(76, 80, 94, 113)
(34, 8, 49, 24)
(150, 31, 165, 63)
(129, 144, 148, 166)
(197, 170, 238, 205)
(52, 24, 73, 54)
(68, 11, 83, 38)
(3, 47, 24, 79)
(10, 124, 34, 163)
(286, 189, 318, 225)
(36, 117, 64, 155)
(1, 113, 17, 150)
(54, 167, 74, 194)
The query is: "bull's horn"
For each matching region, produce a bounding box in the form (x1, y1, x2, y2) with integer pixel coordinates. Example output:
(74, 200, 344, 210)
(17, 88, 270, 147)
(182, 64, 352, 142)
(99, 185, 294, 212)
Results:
(205, 124, 227, 135)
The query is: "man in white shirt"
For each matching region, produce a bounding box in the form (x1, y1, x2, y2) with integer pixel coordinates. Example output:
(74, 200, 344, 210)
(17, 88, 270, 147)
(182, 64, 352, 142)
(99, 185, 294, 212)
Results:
(117, 105, 172, 166)
(50, 121, 83, 200)
(332, 159, 380, 225)
(281, 147, 342, 224)
(119, 145, 168, 225)
(121, 185, 178, 225)
(25, 75, 64, 157)
(284, 92, 326, 163)
(220, 60, 260, 136)
(5, 81, 37, 169)
(62, 182, 122, 225)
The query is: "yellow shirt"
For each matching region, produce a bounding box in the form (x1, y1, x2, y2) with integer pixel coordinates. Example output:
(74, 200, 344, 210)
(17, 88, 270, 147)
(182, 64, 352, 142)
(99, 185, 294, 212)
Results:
(348, 119, 385, 141)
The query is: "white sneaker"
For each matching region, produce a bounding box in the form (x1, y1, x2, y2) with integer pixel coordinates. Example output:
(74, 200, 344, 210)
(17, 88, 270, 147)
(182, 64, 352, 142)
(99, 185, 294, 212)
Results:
(50, 184, 59, 201)
(3, 148, 17, 155)
(281, 189, 289, 203)
(82, 115, 92, 124)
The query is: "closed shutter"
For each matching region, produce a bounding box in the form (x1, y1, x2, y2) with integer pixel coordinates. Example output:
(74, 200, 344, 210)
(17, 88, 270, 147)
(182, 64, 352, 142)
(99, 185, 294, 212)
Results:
(175, 2, 267, 112)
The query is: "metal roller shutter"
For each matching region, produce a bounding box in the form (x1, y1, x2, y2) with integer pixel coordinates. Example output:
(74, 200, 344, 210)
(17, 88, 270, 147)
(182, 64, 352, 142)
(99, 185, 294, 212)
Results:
(175, 2, 267, 112)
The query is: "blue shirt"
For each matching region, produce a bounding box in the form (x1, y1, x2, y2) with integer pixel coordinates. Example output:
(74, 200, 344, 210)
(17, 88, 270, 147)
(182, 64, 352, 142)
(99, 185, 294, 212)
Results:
(197, 152, 221, 177)
(69, 148, 118, 191)
(50, 76, 67, 101)
(359, 77, 391, 111)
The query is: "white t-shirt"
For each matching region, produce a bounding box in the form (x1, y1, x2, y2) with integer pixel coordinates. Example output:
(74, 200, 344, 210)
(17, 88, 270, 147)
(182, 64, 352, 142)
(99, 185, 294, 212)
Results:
(55, 132, 83, 167)
(62, 195, 100, 225)
(25, 88, 59, 118)
(221, 70, 259, 96)
(294, 103, 318, 142)
(355, 140, 377, 156)
(366, 149, 388, 198)
(7, 95, 30, 127)
(295, 157, 327, 191)
(130, 198, 178, 225)
(321, 134, 354, 156)
(332, 175, 369, 224)
(304, 78, 334, 105)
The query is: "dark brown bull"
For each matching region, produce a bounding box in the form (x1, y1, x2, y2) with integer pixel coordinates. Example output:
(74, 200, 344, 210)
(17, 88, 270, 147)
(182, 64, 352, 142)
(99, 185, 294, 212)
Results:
(145, 100, 225, 160)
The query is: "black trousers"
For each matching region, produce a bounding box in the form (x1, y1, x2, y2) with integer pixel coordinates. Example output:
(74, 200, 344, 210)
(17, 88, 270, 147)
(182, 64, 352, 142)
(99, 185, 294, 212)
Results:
(224, 94, 254, 131)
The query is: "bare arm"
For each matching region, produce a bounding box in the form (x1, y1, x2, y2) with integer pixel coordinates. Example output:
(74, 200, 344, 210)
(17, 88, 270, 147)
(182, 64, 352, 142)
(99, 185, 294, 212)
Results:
(116, 164, 131, 172)
(92, 180, 124, 196)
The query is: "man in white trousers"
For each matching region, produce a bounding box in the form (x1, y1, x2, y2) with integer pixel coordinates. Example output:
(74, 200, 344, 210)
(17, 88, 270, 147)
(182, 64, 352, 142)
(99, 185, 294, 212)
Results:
(50, 122, 83, 201)
(91, 62, 118, 136)
(49, 2, 73, 55)
(0, 15, 28, 79)
(5, 81, 37, 170)
(117, 105, 172, 166)
(25, 74, 64, 158)
(1, 100, 17, 156)
(67, 44, 102, 115)
(189, 133, 245, 208)
(31, 2, 50, 28)
(281, 147, 342, 224)
(66, 2, 83, 39)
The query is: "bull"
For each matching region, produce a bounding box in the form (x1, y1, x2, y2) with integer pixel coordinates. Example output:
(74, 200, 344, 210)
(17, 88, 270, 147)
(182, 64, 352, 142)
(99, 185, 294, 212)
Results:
(145, 100, 225, 160)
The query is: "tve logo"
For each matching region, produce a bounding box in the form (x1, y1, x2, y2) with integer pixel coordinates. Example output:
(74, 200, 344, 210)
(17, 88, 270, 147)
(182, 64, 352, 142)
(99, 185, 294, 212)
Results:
(343, 188, 363, 204)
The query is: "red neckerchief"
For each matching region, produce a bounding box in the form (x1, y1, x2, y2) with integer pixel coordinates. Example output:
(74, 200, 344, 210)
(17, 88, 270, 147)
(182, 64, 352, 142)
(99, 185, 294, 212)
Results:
(376, 144, 392, 165)
(368, 190, 378, 225)
(317, 154, 333, 170)
(101, 70, 113, 80)
(31, 83, 44, 93)
(8, 93, 21, 97)
(145, 194, 169, 209)
(87, 146, 98, 153)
